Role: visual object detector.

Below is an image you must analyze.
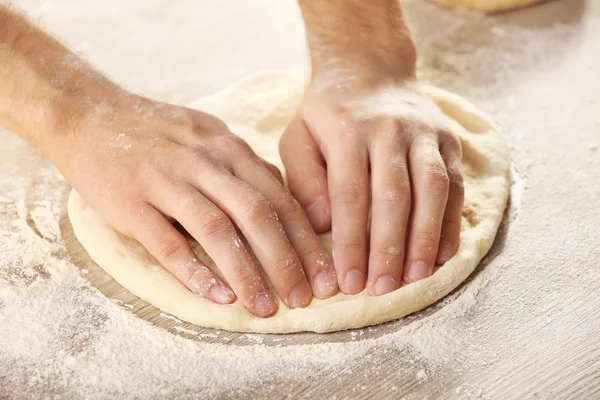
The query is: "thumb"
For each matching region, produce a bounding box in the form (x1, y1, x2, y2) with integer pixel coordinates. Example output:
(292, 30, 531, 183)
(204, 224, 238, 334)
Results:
(279, 117, 331, 233)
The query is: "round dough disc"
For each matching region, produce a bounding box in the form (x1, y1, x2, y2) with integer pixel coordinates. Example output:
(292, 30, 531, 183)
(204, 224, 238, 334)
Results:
(68, 72, 510, 333)
(432, 0, 546, 12)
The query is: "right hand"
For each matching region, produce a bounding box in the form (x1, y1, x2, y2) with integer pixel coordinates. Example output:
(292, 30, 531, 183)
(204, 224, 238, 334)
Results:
(53, 93, 339, 317)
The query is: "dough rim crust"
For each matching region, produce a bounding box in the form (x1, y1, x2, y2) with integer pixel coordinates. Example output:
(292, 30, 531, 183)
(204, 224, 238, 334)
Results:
(68, 72, 510, 333)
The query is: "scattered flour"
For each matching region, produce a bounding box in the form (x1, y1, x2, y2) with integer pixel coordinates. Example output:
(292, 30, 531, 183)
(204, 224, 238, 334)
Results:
(2, 0, 599, 398)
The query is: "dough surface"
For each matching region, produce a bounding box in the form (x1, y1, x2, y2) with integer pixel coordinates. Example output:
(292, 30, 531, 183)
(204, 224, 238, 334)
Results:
(68, 72, 510, 333)
(432, 0, 546, 12)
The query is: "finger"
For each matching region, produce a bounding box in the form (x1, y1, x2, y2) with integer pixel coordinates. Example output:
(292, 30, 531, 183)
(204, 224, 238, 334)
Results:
(127, 202, 236, 305)
(436, 133, 464, 264)
(367, 137, 411, 296)
(403, 135, 450, 283)
(234, 156, 338, 300)
(153, 183, 278, 318)
(189, 141, 315, 308)
(327, 136, 370, 294)
(263, 160, 284, 184)
(280, 117, 331, 233)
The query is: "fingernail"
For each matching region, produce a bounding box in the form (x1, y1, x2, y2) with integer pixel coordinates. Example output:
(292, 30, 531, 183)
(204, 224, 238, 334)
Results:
(254, 293, 277, 317)
(373, 275, 397, 296)
(437, 240, 455, 264)
(404, 261, 431, 283)
(210, 284, 235, 304)
(289, 284, 312, 308)
(187, 266, 208, 295)
(343, 269, 365, 294)
(305, 199, 327, 228)
(314, 271, 338, 298)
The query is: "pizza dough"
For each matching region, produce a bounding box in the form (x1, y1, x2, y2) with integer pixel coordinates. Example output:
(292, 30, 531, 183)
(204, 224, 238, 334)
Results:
(432, 0, 546, 12)
(68, 72, 510, 333)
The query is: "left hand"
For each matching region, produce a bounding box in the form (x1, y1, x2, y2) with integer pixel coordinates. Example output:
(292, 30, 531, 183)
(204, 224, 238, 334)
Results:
(280, 74, 464, 296)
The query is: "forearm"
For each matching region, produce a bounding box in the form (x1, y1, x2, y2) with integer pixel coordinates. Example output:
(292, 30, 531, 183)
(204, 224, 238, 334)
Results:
(297, 0, 416, 81)
(0, 6, 124, 157)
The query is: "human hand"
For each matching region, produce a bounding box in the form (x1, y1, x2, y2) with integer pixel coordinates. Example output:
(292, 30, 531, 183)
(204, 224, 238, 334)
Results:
(280, 73, 464, 296)
(53, 94, 338, 317)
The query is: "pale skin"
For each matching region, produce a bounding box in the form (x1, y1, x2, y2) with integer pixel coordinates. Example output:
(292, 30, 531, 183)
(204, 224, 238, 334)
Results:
(0, 1, 463, 317)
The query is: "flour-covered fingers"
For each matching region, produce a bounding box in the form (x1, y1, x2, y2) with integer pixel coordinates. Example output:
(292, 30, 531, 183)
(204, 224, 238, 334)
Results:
(234, 155, 338, 300)
(327, 137, 370, 294)
(437, 133, 464, 264)
(152, 182, 279, 318)
(190, 136, 313, 309)
(367, 137, 411, 296)
(127, 201, 236, 305)
(280, 117, 331, 233)
(403, 135, 449, 283)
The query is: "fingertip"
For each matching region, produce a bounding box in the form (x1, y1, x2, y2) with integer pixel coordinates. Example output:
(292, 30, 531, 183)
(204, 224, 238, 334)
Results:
(369, 275, 397, 296)
(402, 261, 432, 284)
(341, 268, 366, 295)
(436, 239, 456, 265)
(313, 271, 338, 299)
(209, 283, 236, 305)
(288, 283, 313, 309)
(252, 292, 278, 318)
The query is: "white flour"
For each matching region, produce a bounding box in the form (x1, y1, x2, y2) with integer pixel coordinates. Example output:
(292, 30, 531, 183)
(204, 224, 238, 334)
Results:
(1, 0, 599, 398)
(0, 144, 503, 397)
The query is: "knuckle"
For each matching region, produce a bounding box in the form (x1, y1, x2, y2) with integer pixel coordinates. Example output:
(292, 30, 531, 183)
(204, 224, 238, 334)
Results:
(300, 243, 327, 265)
(198, 209, 233, 238)
(233, 264, 259, 286)
(384, 117, 431, 139)
(244, 196, 277, 224)
(272, 254, 301, 278)
(128, 200, 150, 217)
(179, 148, 212, 170)
(441, 130, 462, 148)
(376, 181, 411, 202)
(222, 135, 253, 155)
(451, 176, 465, 198)
(413, 230, 437, 245)
(443, 218, 462, 233)
(332, 185, 369, 206)
(334, 239, 364, 253)
(193, 111, 228, 132)
(272, 194, 301, 219)
(425, 167, 450, 191)
(157, 235, 188, 261)
(376, 244, 404, 259)
(147, 164, 172, 185)
(385, 116, 410, 134)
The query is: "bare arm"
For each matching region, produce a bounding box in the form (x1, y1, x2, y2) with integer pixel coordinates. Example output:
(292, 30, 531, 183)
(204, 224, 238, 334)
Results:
(0, 7, 123, 161)
(0, 6, 340, 316)
(283, 0, 464, 295)
(298, 0, 416, 83)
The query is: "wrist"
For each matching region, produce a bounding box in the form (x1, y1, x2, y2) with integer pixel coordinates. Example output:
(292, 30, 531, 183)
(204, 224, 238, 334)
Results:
(40, 81, 131, 167)
(309, 39, 417, 84)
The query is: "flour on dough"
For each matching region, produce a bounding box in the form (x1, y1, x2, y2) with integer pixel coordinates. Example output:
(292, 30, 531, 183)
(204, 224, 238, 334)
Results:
(432, 0, 546, 12)
(68, 72, 510, 333)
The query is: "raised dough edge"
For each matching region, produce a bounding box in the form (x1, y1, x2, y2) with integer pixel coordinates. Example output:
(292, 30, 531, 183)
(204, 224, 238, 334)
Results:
(67, 72, 511, 333)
